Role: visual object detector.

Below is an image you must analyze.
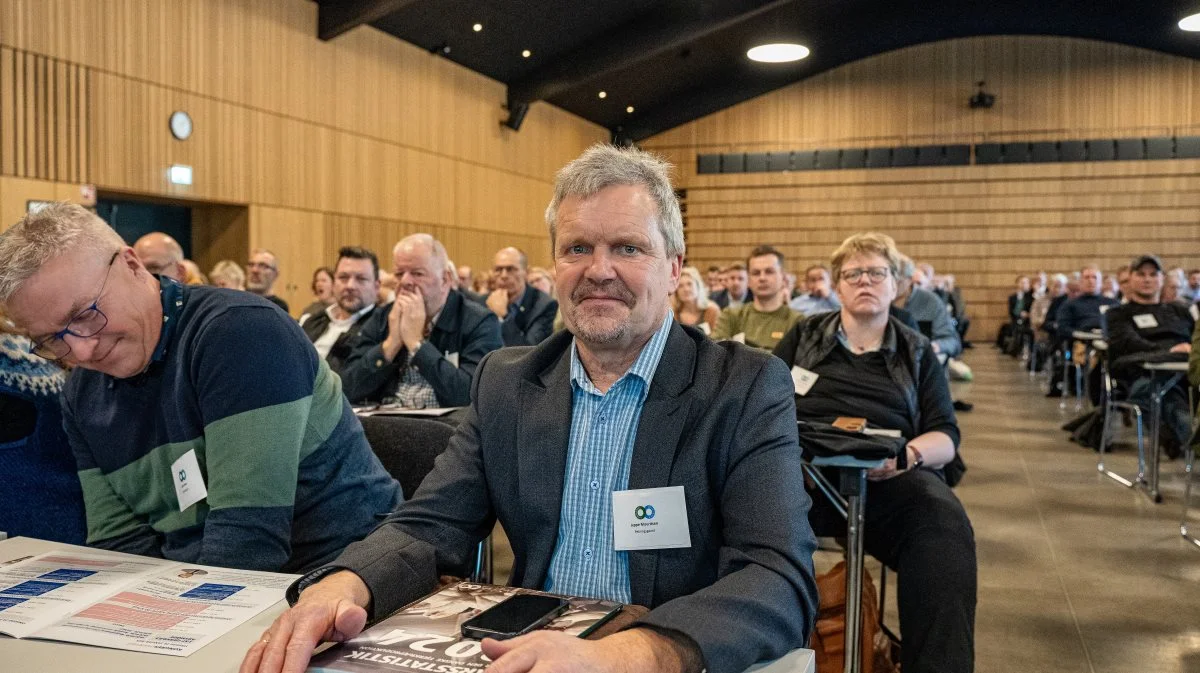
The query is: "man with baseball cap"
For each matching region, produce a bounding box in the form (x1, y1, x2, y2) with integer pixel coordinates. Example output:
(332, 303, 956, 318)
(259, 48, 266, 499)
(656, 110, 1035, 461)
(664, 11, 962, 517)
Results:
(1105, 254, 1195, 458)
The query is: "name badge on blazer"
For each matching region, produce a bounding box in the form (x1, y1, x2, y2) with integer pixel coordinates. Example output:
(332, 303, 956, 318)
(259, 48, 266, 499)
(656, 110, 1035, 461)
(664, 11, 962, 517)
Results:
(445, 351, 460, 367)
(611, 487, 691, 551)
(1132, 314, 1158, 329)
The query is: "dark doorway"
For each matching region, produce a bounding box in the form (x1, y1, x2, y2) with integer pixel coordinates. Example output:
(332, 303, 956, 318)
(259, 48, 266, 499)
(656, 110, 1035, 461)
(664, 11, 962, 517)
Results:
(95, 199, 193, 257)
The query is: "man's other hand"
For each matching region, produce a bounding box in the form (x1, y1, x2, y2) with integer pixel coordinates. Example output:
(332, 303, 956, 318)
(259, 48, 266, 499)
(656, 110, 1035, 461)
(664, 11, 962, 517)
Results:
(239, 571, 371, 673)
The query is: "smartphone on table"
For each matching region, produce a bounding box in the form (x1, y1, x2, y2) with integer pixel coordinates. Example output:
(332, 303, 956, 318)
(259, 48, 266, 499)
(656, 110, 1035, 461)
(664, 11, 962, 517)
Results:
(460, 594, 570, 641)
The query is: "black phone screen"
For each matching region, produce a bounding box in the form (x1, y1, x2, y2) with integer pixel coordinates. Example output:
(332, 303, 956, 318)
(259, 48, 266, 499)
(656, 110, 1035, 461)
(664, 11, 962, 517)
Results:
(461, 594, 568, 637)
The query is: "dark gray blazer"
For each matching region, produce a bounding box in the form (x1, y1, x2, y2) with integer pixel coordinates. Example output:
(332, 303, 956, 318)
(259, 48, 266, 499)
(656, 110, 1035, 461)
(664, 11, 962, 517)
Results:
(317, 321, 818, 673)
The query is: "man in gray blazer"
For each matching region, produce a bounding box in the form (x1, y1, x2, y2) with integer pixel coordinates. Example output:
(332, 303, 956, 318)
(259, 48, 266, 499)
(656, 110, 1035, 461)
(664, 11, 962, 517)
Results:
(242, 144, 818, 673)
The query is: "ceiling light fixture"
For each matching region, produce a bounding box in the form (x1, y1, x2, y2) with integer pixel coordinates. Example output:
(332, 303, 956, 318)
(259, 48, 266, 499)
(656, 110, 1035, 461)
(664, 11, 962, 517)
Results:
(598, 91, 607, 99)
(1180, 13, 1200, 31)
(472, 23, 483, 32)
(746, 43, 810, 63)
(626, 106, 634, 113)
(521, 49, 531, 58)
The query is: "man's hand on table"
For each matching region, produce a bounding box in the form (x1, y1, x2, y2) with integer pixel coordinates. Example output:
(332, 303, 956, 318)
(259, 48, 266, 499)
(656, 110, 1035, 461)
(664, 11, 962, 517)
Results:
(482, 627, 697, 673)
(239, 571, 371, 673)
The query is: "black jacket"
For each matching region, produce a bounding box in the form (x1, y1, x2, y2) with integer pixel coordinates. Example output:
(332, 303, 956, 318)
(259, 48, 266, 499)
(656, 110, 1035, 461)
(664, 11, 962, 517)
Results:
(709, 288, 753, 310)
(339, 290, 503, 405)
(500, 286, 558, 347)
(772, 311, 960, 448)
(301, 306, 378, 375)
(1106, 301, 1194, 380)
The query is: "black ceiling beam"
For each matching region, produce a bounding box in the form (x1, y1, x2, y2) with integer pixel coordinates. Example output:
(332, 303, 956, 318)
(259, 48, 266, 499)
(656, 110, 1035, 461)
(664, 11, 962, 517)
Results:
(503, 0, 795, 129)
(318, 0, 419, 41)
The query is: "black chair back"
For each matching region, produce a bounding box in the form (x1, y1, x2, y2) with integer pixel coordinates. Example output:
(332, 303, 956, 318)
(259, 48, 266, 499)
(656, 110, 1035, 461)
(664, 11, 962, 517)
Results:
(359, 415, 456, 499)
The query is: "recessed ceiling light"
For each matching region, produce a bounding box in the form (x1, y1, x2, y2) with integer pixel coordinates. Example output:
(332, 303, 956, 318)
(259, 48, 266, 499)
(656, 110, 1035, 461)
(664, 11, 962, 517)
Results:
(472, 23, 483, 32)
(598, 91, 607, 99)
(521, 49, 531, 58)
(626, 106, 635, 113)
(746, 43, 810, 63)
(1180, 13, 1200, 31)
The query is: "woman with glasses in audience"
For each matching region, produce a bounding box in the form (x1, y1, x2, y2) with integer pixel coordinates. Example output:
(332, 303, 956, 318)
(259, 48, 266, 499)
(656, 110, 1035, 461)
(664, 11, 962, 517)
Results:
(673, 266, 720, 335)
(773, 232, 975, 673)
(0, 307, 86, 544)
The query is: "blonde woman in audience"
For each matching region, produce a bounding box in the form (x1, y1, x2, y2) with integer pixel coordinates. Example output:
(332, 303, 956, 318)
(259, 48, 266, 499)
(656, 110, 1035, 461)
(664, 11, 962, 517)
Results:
(673, 266, 719, 334)
(208, 260, 246, 290)
(1163, 268, 1189, 307)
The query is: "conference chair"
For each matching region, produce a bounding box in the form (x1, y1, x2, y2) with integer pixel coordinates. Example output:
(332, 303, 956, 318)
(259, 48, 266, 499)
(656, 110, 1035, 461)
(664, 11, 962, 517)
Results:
(359, 415, 493, 582)
(1092, 340, 1147, 496)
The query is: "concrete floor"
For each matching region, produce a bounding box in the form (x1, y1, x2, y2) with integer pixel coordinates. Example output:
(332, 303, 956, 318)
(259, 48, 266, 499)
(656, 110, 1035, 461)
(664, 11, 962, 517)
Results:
(489, 348, 1200, 672)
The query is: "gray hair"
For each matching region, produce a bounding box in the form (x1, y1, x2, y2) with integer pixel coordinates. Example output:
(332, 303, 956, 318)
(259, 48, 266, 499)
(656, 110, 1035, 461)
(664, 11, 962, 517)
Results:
(895, 254, 916, 281)
(0, 202, 124, 305)
(394, 233, 450, 278)
(545, 144, 685, 258)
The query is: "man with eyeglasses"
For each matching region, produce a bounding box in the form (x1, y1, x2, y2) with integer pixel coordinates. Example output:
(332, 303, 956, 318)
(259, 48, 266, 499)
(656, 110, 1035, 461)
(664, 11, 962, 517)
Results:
(247, 248, 289, 312)
(483, 246, 558, 346)
(301, 246, 380, 375)
(0, 203, 403, 573)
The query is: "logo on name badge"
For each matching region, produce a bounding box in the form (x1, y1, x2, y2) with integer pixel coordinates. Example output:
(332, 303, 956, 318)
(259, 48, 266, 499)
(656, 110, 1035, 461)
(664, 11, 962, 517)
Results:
(178, 470, 187, 482)
(634, 505, 656, 520)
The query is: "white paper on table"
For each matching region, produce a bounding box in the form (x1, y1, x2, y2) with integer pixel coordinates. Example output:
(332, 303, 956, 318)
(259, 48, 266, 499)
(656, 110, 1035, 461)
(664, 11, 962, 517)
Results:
(358, 405, 462, 417)
(0, 551, 295, 656)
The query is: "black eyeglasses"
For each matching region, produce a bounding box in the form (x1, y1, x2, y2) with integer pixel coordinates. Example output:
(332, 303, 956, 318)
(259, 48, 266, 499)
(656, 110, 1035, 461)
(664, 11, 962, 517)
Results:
(839, 266, 891, 285)
(29, 251, 120, 361)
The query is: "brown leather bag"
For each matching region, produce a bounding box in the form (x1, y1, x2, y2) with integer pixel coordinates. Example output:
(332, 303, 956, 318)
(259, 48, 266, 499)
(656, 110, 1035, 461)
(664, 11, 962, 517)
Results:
(811, 562, 900, 673)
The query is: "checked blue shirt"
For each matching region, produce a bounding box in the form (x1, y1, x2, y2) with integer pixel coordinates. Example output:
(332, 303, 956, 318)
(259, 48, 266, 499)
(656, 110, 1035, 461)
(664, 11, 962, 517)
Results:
(542, 312, 674, 603)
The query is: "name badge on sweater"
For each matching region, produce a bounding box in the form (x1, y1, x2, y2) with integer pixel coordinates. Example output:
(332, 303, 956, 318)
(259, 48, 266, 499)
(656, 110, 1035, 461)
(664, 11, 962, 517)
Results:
(172, 449, 208, 512)
(731, 332, 746, 344)
(1132, 314, 1158, 329)
(612, 487, 691, 551)
(791, 366, 819, 396)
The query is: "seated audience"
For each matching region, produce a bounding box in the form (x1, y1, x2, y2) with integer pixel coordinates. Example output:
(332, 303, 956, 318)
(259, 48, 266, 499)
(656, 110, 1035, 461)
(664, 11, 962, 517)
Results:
(710, 262, 750, 309)
(456, 264, 472, 288)
(706, 264, 724, 293)
(1162, 268, 1190, 308)
(528, 266, 554, 296)
(209, 260, 246, 290)
(340, 234, 502, 407)
(712, 246, 802, 350)
(244, 143, 818, 673)
(377, 270, 398, 305)
(1115, 265, 1132, 301)
(248, 248, 291, 312)
(1185, 268, 1200, 303)
(1106, 255, 1195, 458)
(789, 264, 841, 316)
(1000, 275, 1033, 354)
(133, 232, 187, 282)
(1056, 265, 1120, 343)
(0, 204, 402, 572)
(894, 255, 961, 358)
(0, 310, 86, 544)
(301, 247, 380, 373)
(773, 231, 974, 673)
(484, 246, 558, 346)
(181, 259, 208, 285)
(1031, 274, 1068, 335)
(673, 266, 719, 334)
(298, 266, 334, 324)
(448, 258, 485, 304)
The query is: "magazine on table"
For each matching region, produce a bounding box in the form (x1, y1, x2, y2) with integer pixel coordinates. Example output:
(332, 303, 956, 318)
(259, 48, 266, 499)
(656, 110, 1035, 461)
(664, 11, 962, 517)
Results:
(307, 582, 623, 673)
(0, 548, 294, 656)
